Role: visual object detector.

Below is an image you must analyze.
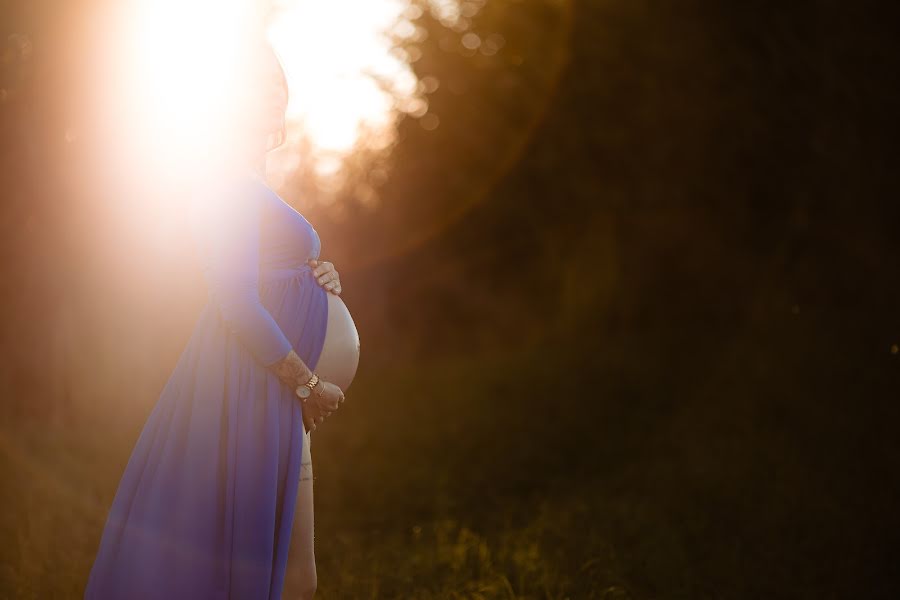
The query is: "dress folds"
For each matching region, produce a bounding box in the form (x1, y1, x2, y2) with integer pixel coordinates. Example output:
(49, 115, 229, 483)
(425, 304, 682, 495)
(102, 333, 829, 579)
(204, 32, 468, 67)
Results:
(85, 175, 328, 600)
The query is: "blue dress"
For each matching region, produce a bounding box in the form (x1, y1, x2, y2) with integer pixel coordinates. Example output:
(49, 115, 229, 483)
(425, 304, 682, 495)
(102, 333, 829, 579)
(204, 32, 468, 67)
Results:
(85, 175, 328, 599)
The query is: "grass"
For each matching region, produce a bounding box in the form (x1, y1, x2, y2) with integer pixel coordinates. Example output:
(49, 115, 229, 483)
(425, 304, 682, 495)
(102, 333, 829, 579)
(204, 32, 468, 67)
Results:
(2, 307, 898, 598)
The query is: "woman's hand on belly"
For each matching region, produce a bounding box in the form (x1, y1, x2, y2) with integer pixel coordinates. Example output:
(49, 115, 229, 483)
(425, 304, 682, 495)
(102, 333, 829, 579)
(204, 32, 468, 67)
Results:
(307, 259, 341, 295)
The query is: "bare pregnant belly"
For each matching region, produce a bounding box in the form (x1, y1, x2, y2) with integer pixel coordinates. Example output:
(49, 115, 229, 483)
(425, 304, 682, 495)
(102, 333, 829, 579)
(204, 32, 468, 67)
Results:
(315, 292, 360, 391)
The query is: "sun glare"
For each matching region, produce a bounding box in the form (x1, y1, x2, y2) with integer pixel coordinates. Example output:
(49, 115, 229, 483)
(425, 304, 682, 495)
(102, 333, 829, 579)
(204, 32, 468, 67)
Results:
(98, 0, 482, 210)
(104, 1, 269, 181)
(264, 0, 426, 192)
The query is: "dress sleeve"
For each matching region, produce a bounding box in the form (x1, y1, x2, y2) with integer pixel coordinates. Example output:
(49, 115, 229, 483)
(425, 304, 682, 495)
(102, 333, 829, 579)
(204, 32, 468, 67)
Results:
(189, 176, 293, 367)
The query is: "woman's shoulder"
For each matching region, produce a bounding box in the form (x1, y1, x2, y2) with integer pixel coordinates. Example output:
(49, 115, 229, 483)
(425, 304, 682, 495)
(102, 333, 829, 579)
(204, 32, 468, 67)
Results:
(185, 174, 268, 232)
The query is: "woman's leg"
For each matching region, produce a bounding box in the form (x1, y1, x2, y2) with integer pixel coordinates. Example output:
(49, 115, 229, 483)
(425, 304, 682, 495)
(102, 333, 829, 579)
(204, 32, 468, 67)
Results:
(283, 429, 317, 599)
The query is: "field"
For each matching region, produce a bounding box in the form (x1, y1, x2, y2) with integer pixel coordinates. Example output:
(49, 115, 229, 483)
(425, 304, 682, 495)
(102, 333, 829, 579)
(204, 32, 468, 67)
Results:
(3, 304, 895, 599)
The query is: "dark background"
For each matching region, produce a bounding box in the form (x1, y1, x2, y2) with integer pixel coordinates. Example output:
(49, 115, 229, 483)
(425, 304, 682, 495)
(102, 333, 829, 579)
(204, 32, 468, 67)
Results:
(2, 0, 900, 597)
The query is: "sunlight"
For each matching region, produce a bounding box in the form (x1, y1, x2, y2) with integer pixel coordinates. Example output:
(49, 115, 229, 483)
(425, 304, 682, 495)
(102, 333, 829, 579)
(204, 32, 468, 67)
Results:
(264, 0, 426, 191)
(97, 0, 482, 208)
(112, 0, 264, 177)
(86, 0, 274, 254)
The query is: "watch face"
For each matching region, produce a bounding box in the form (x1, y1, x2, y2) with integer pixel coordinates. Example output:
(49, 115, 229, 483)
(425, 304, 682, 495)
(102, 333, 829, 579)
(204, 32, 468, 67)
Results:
(296, 386, 311, 399)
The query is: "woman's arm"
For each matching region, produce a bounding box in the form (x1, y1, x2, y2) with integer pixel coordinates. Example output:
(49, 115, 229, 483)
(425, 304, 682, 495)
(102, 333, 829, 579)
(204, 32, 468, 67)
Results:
(270, 349, 344, 432)
(270, 349, 313, 389)
(191, 176, 293, 366)
(190, 176, 344, 430)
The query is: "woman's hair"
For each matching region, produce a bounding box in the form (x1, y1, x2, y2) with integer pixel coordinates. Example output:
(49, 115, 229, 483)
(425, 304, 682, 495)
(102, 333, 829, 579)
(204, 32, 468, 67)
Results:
(262, 41, 289, 153)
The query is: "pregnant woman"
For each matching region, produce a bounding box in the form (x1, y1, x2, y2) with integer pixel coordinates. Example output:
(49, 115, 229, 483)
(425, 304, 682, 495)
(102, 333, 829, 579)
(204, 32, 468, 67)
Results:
(85, 39, 359, 599)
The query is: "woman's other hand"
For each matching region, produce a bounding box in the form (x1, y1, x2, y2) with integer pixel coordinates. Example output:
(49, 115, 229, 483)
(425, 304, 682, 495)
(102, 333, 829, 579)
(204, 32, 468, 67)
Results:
(302, 403, 328, 433)
(300, 379, 345, 433)
(308, 259, 341, 295)
(315, 380, 345, 412)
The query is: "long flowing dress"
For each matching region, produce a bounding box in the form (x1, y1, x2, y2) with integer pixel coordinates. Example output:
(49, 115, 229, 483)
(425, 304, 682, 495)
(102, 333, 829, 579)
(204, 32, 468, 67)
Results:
(85, 174, 328, 600)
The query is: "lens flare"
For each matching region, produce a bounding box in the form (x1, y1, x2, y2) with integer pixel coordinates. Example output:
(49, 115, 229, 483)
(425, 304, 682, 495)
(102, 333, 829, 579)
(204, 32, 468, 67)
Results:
(91, 0, 480, 205)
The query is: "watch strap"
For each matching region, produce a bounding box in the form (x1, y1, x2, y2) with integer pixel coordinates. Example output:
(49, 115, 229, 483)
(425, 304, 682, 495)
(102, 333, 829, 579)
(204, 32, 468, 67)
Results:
(295, 372, 320, 402)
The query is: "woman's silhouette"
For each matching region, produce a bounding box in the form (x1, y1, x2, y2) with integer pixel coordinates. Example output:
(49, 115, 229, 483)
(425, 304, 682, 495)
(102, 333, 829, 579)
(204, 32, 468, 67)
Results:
(85, 38, 346, 600)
